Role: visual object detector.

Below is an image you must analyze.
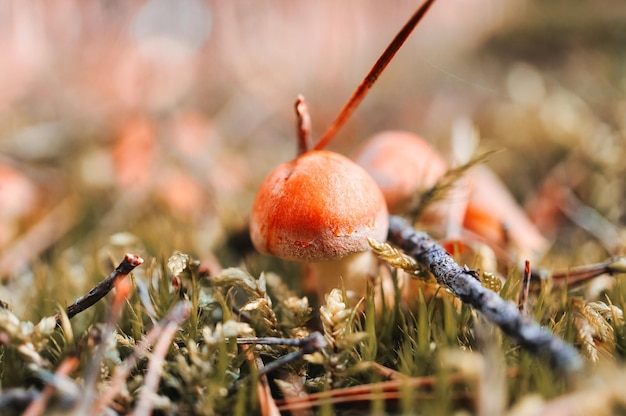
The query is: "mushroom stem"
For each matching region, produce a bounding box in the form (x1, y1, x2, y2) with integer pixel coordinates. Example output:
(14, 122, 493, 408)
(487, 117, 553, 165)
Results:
(308, 251, 378, 306)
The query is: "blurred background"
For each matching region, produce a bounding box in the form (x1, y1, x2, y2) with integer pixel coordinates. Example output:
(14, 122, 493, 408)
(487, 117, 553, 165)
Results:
(0, 0, 625, 312)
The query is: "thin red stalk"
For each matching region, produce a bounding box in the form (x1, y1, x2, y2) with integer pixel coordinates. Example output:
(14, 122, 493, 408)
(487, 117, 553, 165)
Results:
(132, 312, 185, 415)
(22, 356, 80, 416)
(91, 301, 192, 414)
(295, 95, 312, 155)
(249, 347, 281, 416)
(313, 0, 436, 151)
(276, 372, 477, 412)
(518, 260, 531, 315)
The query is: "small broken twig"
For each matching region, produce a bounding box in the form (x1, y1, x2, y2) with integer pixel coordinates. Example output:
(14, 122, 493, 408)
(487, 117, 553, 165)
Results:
(77, 272, 135, 414)
(387, 216, 582, 374)
(0, 389, 40, 414)
(548, 257, 626, 290)
(132, 304, 188, 416)
(229, 332, 327, 395)
(237, 332, 326, 351)
(55, 253, 144, 325)
(518, 260, 531, 315)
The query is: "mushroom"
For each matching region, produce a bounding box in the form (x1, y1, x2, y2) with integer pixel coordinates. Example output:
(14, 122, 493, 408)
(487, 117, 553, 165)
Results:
(248, 0, 443, 305)
(351, 130, 458, 306)
(352, 130, 449, 213)
(250, 149, 389, 303)
(352, 129, 548, 262)
(462, 165, 548, 262)
(351, 130, 458, 229)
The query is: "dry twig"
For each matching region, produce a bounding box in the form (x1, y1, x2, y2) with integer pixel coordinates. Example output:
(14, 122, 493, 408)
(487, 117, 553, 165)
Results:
(77, 271, 135, 414)
(229, 332, 327, 395)
(548, 257, 626, 289)
(55, 253, 144, 325)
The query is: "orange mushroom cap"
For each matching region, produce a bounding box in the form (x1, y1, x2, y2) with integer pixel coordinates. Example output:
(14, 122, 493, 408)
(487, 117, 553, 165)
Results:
(352, 131, 447, 214)
(250, 150, 389, 262)
(462, 165, 548, 260)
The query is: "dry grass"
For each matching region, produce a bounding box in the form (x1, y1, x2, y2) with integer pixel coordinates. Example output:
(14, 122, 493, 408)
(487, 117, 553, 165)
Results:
(0, 0, 625, 414)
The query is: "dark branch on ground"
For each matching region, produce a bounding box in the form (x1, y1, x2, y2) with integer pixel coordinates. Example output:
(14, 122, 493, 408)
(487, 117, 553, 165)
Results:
(387, 215, 582, 374)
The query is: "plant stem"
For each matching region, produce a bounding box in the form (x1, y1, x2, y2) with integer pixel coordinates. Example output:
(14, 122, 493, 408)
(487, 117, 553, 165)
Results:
(295, 95, 311, 155)
(518, 260, 531, 315)
(387, 215, 582, 374)
(313, 0, 436, 151)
